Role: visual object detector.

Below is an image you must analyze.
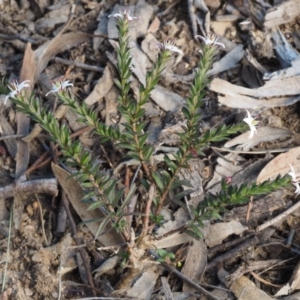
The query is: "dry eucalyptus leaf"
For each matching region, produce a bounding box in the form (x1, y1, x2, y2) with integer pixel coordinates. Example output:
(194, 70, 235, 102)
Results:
(35, 4, 70, 33)
(256, 146, 300, 184)
(205, 220, 248, 248)
(126, 265, 160, 300)
(182, 239, 207, 292)
(34, 32, 90, 82)
(51, 163, 124, 246)
(230, 275, 273, 300)
(211, 76, 300, 99)
(147, 16, 160, 33)
(216, 93, 300, 109)
(208, 44, 244, 76)
(154, 232, 194, 249)
(84, 65, 114, 105)
(224, 126, 291, 150)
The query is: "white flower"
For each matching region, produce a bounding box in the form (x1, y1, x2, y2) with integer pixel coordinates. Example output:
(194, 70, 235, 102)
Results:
(46, 80, 73, 96)
(243, 110, 259, 139)
(5, 80, 30, 104)
(288, 164, 300, 195)
(294, 182, 300, 195)
(157, 41, 183, 55)
(195, 33, 225, 48)
(108, 10, 138, 21)
(288, 164, 298, 182)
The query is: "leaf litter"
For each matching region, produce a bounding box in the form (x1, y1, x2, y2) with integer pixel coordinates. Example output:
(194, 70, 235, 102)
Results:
(1, 0, 300, 299)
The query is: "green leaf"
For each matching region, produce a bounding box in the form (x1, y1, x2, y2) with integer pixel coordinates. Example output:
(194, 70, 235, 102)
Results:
(173, 189, 194, 201)
(151, 171, 165, 193)
(87, 201, 103, 211)
(183, 229, 202, 240)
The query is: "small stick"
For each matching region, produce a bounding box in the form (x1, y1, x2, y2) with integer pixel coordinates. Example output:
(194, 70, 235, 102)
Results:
(35, 194, 49, 245)
(207, 235, 260, 270)
(0, 178, 58, 199)
(100, 144, 113, 169)
(25, 152, 50, 175)
(211, 146, 290, 155)
(143, 184, 155, 235)
(256, 200, 300, 232)
(124, 165, 131, 197)
(0, 134, 25, 141)
(0, 33, 38, 44)
(208, 233, 255, 257)
(246, 196, 254, 222)
(54, 57, 104, 73)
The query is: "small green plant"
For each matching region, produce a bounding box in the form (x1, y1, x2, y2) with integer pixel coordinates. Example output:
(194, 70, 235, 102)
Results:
(2, 10, 292, 271)
(155, 248, 176, 263)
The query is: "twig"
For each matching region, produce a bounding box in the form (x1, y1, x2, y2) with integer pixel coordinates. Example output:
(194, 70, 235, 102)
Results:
(130, 164, 141, 188)
(100, 144, 113, 169)
(0, 178, 58, 199)
(0, 33, 38, 44)
(0, 134, 25, 141)
(35, 194, 49, 245)
(250, 271, 282, 287)
(256, 199, 300, 232)
(148, 249, 219, 300)
(211, 146, 290, 154)
(124, 165, 131, 197)
(97, 244, 126, 252)
(206, 235, 260, 270)
(54, 57, 104, 73)
(143, 184, 155, 235)
(208, 233, 255, 258)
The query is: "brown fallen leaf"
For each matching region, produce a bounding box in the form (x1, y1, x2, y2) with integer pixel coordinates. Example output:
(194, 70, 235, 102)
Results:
(230, 275, 273, 300)
(182, 239, 207, 292)
(51, 163, 124, 247)
(147, 16, 160, 33)
(256, 146, 300, 184)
